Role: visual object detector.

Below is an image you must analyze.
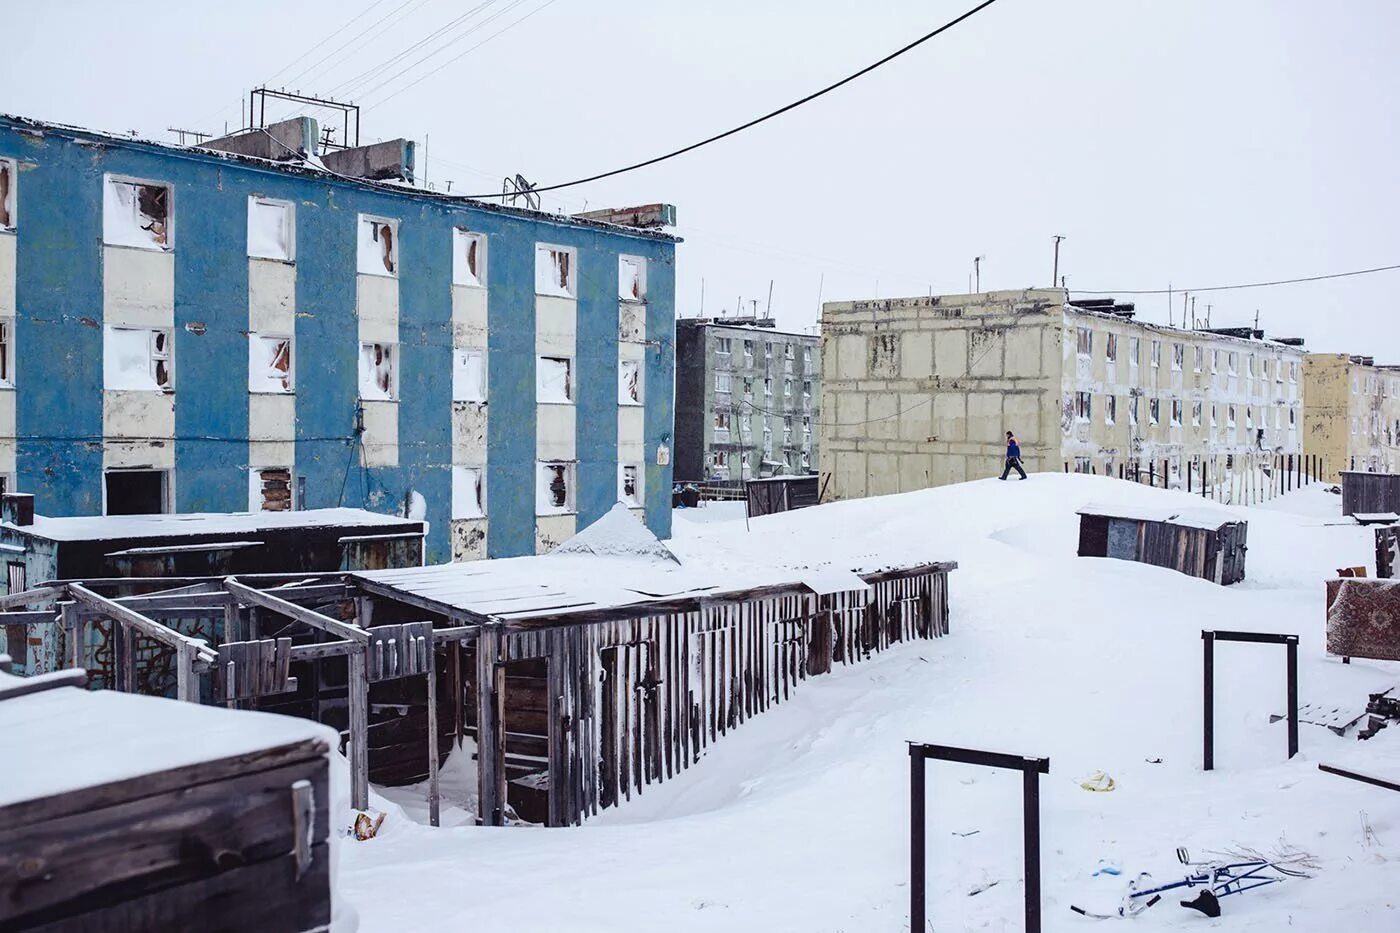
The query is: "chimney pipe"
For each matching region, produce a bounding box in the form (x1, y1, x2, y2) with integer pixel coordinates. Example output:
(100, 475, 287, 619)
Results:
(3, 493, 34, 527)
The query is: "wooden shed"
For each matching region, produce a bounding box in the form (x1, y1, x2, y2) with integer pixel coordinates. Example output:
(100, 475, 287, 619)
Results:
(0, 670, 335, 932)
(1076, 502, 1247, 585)
(1340, 471, 1400, 518)
(745, 474, 821, 518)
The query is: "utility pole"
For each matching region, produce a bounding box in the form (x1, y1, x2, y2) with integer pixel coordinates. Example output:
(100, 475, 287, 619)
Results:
(766, 279, 774, 318)
(1051, 235, 1065, 288)
(974, 256, 983, 293)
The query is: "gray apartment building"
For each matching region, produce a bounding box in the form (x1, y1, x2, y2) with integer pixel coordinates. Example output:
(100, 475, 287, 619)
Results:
(675, 318, 821, 482)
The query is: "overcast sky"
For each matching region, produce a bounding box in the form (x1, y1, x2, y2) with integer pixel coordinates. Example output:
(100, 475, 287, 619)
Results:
(7, 1, 1398, 355)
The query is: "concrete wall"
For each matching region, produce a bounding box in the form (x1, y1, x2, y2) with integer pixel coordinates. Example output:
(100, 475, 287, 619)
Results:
(1305, 354, 1400, 481)
(820, 289, 1064, 500)
(0, 117, 676, 563)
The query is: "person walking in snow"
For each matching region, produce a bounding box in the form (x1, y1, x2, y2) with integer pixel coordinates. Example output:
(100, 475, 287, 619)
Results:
(1000, 431, 1027, 480)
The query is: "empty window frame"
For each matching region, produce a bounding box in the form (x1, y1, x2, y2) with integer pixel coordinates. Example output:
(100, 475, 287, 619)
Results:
(1193, 346, 1204, 373)
(1171, 399, 1183, 426)
(248, 197, 294, 261)
(537, 355, 572, 403)
(1228, 352, 1238, 375)
(618, 463, 643, 507)
(1211, 404, 1218, 427)
(1192, 401, 1203, 427)
(1105, 332, 1117, 363)
(743, 340, 754, 363)
(0, 319, 12, 387)
(1075, 391, 1092, 421)
(248, 466, 294, 512)
(453, 229, 487, 287)
(1150, 340, 1161, 368)
(1076, 328, 1092, 357)
(535, 244, 576, 298)
(783, 416, 793, 444)
(537, 460, 576, 514)
(1149, 398, 1160, 425)
(357, 215, 398, 276)
(1129, 396, 1139, 426)
(763, 377, 773, 398)
(1129, 336, 1140, 366)
(104, 469, 169, 515)
(1105, 394, 1116, 425)
(453, 348, 487, 402)
(715, 337, 732, 356)
(1171, 343, 1183, 371)
(742, 377, 754, 398)
(714, 411, 731, 440)
(802, 380, 812, 402)
(358, 342, 397, 400)
(1228, 405, 1237, 428)
(452, 465, 486, 519)
(104, 326, 172, 391)
(103, 176, 171, 250)
(248, 334, 293, 393)
(619, 254, 646, 301)
(784, 378, 793, 397)
(762, 426, 773, 453)
(619, 359, 642, 405)
(0, 158, 14, 231)
(1212, 349, 1221, 373)
(802, 416, 812, 444)
(715, 371, 731, 394)
(803, 346, 813, 367)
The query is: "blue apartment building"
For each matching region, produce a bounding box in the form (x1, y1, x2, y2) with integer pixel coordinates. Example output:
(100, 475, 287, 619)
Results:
(0, 114, 677, 563)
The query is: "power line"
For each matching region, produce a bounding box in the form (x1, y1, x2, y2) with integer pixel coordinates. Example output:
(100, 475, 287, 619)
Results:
(1070, 263, 1400, 296)
(446, 0, 1001, 197)
(264, 0, 391, 87)
(326, 0, 501, 99)
(280, 0, 429, 95)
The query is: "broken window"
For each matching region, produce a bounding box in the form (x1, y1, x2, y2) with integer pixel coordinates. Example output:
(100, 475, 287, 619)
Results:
(803, 346, 812, 367)
(104, 326, 172, 391)
(536, 460, 575, 515)
(618, 359, 642, 405)
(1105, 333, 1117, 363)
(1212, 349, 1220, 372)
(1077, 328, 1092, 357)
(783, 416, 793, 444)
(783, 378, 793, 397)
(535, 244, 575, 298)
(105, 469, 168, 515)
(358, 342, 397, 400)
(1150, 398, 1160, 425)
(452, 465, 486, 519)
(764, 377, 773, 399)
(1171, 399, 1183, 426)
(248, 197, 294, 261)
(537, 356, 572, 403)
(763, 426, 772, 453)
(743, 340, 754, 365)
(1075, 391, 1091, 422)
(743, 377, 753, 399)
(802, 380, 812, 403)
(357, 215, 397, 276)
(248, 467, 294, 512)
(452, 229, 487, 287)
(618, 255, 646, 301)
(1228, 352, 1238, 375)
(1150, 340, 1160, 368)
(802, 417, 812, 445)
(453, 348, 487, 403)
(1129, 336, 1139, 366)
(1192, 401, 1203, 427)
(0, 320, 12, 387)
(0, 159, 14, 230)
(1211, 404, 1218, 427)
(618, 463, 642, 507)
(103, 176, 171, 250)
(1246, 407, 1253, 429)
(715, 371, 730, 394)
(714, 411, 730, 441)
(1228, 405, 1237, 428)
(1105, 395, 1115, 425)
(1193, 346, 1204, 373)
(1171, 343, 1183, 372)
(248, 334, 293, 393)
(1129, 397, 1139, 426)
(1247, 355, 1256, 377)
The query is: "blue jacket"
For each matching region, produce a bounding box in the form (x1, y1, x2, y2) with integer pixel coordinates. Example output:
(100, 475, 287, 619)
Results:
(1007, 439, 1021, 459)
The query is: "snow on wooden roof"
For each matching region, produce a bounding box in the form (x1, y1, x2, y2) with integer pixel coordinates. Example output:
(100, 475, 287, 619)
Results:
(6, 508, 423, 543)
(0, 675, 336, 808)
(1077, 501, 1241, 531)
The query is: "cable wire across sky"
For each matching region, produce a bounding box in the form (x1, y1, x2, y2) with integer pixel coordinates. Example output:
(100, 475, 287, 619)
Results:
(1070, 263, 1400, 295)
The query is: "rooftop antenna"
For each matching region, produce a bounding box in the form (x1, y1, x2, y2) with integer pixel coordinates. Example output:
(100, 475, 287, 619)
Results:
(1206, 304, 1212, 328)
(766, 279, 774, 318)
(700, 277, 705, 316)
(816, 273, 824, 314)
(974, 256, 984, 293)
(1051, 235, 1065, 287)
(167, 127, 211, 146)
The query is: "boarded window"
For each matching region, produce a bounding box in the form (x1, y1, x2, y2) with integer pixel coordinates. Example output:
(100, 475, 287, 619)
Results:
(0, 159, 14, 230)
(248, 334, 293, 393)
(453, 348, 487, 402)
(619, 255, 646, 301)
(0, 320, 12, 387)
(453, 229, 487, 287)
(248, 197, 294, 261)
(535, 244, 575, 297)
(357, 216, 397, 276)
(619, 359, 642, 405)
(358, 342, 397, 400)
(452, 465, 486, 519)
(103, 177, 170, 249)
(104, 326, 172, 391)
(249, 467, 293, 512)
(536, 461, 575, 514)
(538, 356, 572, 403)
(618, 463, 641, 507)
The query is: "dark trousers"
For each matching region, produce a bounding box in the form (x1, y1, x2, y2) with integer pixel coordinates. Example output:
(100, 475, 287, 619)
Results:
(1000, 457, 1027, 480)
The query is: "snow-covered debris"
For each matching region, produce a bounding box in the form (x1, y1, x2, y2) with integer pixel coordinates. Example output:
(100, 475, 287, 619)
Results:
(551, 502, 679, 563)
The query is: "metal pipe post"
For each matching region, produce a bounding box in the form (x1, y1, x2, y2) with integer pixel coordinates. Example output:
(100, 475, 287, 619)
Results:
(910, 749, 926, 932)
(1023, 764, 1042, 933)
(1202, 631, 1215, 771)
(1286, 637, 1299, 759)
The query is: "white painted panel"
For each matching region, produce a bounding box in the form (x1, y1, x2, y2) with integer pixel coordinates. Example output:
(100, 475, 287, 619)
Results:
(357, 273, 399, 344)
(618, 405, 645, 459)
(103, 390, 174, 439)
(451, 518, 488, 561)
(249, 393, 296, 442)
(248, 259, 296, 332)
(537, 404, 576, 461)
(0, 389, 14, 474)
(535, 295, 576, 356)
(103, 246, 174, 327)
(103, 440, 175, 470)
(249, 439, 296, 468)
(0, 235, 14, 317)
(619, 302, 646, 343)
(451, 285, 488, 348)
(535, 514, 576, 554)
(452, 401, 487, 464)
(360, 399, 398, 467)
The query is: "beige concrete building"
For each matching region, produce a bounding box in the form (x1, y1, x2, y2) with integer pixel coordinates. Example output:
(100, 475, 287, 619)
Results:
(1303, 354, 1400, 481)
(820, 288, 1305, 499)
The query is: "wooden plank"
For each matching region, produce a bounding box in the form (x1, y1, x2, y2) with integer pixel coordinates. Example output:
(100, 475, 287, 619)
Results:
(67, 585, 215, 664)
(426, 643, 440, 827)
(225, 579, 367, 644)
(0, 585, 65, 610)
(347, 645, 369, 811)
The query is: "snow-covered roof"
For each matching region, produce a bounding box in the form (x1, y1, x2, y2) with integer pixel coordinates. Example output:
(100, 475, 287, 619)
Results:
(7, 508, 422, 543)
(1077, 502, 1240, 530)
(0, 675, 336, 808)
(550, 503, 680, 563)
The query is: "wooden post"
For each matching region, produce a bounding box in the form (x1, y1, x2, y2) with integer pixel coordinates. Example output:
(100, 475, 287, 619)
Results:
(175, 642, 198, 702)
(61, 601, 83, 672)
(348, 644, 370, 812)
(426, 642, 441, 828)
(475, 624, 505, 826)
(223, 594, 241, 643)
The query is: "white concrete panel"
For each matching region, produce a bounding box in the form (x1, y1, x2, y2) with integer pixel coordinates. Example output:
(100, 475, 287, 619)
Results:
(451, 285, 488, 348)
(537, 404, 576, 461)
(103, 390, 174, 438)
(933, 329, 968, 378)
(249, 439, 295, 468)
(357, 273, 399, 344)
(0, 234, 14, 317)
(618, 341, 646, 364)
(452, 401, 488, 464)
(535, 295, 576, 356)
(103, 247, 174, 327)
(103, 440, 175, 470)
(535, 514, 576, 554)
(451, 518, 489, 561)
(360, 399, 398, 467)
(618, 406, 645, 461)
(0, 389, 13, 474)
(619, 303, 646, 343)
(249, 259, 297, 333)
(249, 392, 296, 442)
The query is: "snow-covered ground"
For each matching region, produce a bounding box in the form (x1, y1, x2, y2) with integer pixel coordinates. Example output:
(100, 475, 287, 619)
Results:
(340, 475, 1399, 931)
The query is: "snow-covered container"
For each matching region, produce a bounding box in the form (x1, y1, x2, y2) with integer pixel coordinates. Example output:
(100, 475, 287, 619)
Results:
(1340, 470, 1400, 518)
(745, 473, 820, 518)
(1076, 502, 1247, 584)
(0, 672, 337, 932)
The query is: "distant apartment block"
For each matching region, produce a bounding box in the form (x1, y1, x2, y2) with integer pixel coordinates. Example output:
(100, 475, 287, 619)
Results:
(820, 288, 1305, 499)
(0, 113, 677, 562)
(1304, 353, 1400, 481)
(674, 318, 820, 481)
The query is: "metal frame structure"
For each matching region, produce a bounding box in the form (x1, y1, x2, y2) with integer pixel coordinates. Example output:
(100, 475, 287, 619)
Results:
(908, 742, 1051, 933)
(248, 87, 360, 150)
(1202, 629, 1299, 771)
(1317, 763, 1400, 793)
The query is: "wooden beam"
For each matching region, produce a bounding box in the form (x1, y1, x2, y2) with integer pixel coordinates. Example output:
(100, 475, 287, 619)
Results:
(288, 639, 356, 662)
(0, 585, 65, 610)
(347, 644, 369, 810)
(351, 576, 485, 624)
(224, 578, 368, 644)
(426, 642, 440, 827)
(0, 668, 88, 701)
(66, 584, 217, 664)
